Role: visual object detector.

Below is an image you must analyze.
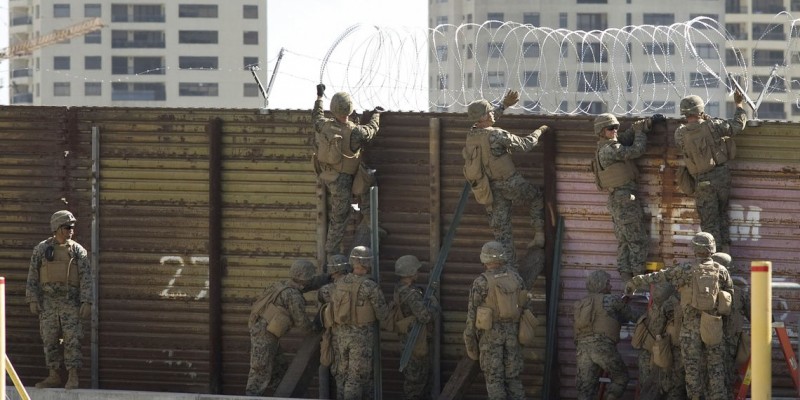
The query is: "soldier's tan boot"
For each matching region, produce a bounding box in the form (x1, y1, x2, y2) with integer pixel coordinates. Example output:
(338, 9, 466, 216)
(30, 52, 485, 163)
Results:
(64, 368, 79, 389)
(35, 369, 61, 388)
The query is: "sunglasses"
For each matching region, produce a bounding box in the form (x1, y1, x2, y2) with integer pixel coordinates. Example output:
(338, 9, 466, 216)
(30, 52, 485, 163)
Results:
(60, 225, 74, 230)
(605, 125, 620, 131)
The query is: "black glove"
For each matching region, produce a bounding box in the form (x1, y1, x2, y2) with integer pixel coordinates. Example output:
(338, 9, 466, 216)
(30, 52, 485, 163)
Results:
(372, 106, 385, 114)
(651, 114, 666, 124)
(316, 84, 326, 97)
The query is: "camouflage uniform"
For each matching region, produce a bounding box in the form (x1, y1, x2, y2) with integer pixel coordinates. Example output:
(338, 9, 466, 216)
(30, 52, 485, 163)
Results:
(573, 271, 637, 400)
(595, 122, 649, 278)
(725, 277, 750, 386)
(312, 99, 381, 258)
(246, 271, 329, 397)
(26, 237, 92, 371)
(630, 260, 733, 400)
(465, 265, 527, 399)
(637, 285, 687, 400)
(394, 282, 439, 400)
(464, 105, 544, 270)
(674, 107, 746, 249)
(330, 273, 389, 399)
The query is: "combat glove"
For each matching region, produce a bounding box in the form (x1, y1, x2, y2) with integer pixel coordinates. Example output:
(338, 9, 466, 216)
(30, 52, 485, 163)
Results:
(502, 89, 520, 109)
(29, 301, 40, 315)
(372, 106, 385, 114)
(80, 303, 91, 319)
(532, 125, 549, 140)
(631, 118, 651, 133)
(651, 114, 666, 124)
(733, 89, 744, 106)
(316, 83, 326, 97)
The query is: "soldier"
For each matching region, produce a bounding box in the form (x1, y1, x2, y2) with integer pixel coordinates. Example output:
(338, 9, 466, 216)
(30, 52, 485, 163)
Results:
(627, 232, 734, 400)
(246, 259, 328, 396)
(711, 252, 750, 386)
(26, 210, 93, 389)
(391, 255, 440, 400)
(463, 90, 549, 269)
(329, 246, 389, 399)
(463, 241, 529, 399)
(591, 113, 665, 283)
(573, 270, 637, 400)
(318, 254, 351, 397)
(312, 84, 384, 262)
(674, 90, 746, 253)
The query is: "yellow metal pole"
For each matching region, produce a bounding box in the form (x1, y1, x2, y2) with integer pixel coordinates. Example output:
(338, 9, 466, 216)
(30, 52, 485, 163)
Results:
(750, 261, 772, 400)
(5, 354, 31, 400)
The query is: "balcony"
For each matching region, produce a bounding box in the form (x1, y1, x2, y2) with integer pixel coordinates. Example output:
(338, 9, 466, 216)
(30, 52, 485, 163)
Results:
(12, 93, 33, 104)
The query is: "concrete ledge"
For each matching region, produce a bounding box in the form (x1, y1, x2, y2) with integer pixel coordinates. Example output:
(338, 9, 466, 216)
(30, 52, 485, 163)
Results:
(5, 388, 298, 400)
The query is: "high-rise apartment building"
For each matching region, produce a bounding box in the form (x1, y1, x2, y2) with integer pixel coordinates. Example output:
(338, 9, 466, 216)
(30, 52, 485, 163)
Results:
(8, 0, 267, 107)
(429, 0, 800, 121)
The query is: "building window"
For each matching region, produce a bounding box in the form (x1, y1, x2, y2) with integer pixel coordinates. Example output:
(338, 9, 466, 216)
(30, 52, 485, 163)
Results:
(243, 5, 258, 19)
(693, 44, 717, 58)
(578, 42, 607, 62)
(523, 71, 539, 87)
(180, 56, 219, 70)
(488, 71, 505, 88)
(523, 100, 540, 114)
(179, 82, 219, 96)
(466, 72, 473, 89)
(559, 13, 568, 28)
(54, 82, 70, 96)
(487, 12, 504, 28)
(111, 30, 165, 48)
(756, 102, 785, 119)
(85, 56, 101, 70)
(626, 72, 633, 92)
(752, 75, 786, 92)
(488, 42, 503, 58)
(753, 50, 784, 66)
(523, 42, 540, 58)
(54, 4, 70, 18)
(112, 82, 166, 101)
(244, 83, 259, 97)
(437, 74, 448, 90)
(689, 73, 718, 88)
(643, 13, 674, 25)
(726, 49, 745, 66)
(726, 23, 747, 40)
(54, 56, 70, 70)
(466, 13, 472, 26)
(436, 16, 448, 30)
(85, 4, 101, 17)
(435, 45, 447, 62)
(643, 101, 675, 113)
(85, 31, 101, 44)
(642, 71, 675, 84)
(578, 0, 607, 3)
(523, 12, 540, 26)
(179, 31, 218, 44)
(577, 13, 607, 31)
(112, 56, 164, 75)
(559, 101, 568, 113)
(85, 82, 101, 96)
(578, 101, 604, 114)
(559, 71, 568, 87)
(243, 31, 258, 45)
(753, 0, 785, 14)
(111, 4, 164, 22)
(643, 42, 675, 55)
(689, 13, 718, 29)
(243, 57, 259, 69)
(753, 23, 785, 41)
(467, 44, 473, 59)
(179, 5, 218, 18)
(578, 72, 608, 92)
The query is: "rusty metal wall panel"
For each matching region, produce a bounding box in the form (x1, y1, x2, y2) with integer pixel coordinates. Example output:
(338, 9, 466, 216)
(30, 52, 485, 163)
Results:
(0, 106, 93, 381)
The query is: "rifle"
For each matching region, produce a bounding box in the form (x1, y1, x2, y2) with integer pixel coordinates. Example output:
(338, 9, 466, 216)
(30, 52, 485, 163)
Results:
(399, 181, 471, 371)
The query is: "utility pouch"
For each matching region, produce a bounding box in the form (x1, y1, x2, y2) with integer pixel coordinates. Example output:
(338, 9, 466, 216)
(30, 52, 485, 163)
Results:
(351, 163, 374, 195)
(676, 166, 696, 196)
(321, 303, 334, 329)
(717, 290, 732, 316)
(700, 312, 723, 346)
(476, 305, 493, 330)
(265, 304, 292, 338)
(652, 334, 673, 369)
(469, 176, 493, 205)
(320, 328, 334, 367)
(736, 331, 751, 365)
(518, 309, 539, 347)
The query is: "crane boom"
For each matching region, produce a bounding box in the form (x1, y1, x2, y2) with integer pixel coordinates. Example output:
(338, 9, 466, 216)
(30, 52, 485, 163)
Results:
(1, 18, 105, 59)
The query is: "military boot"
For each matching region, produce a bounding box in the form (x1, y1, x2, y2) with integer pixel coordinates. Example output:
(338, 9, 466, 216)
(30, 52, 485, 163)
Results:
(527, 228, 545, 249)
(64, 368, 79, 389)
(35, 369, 61, 388)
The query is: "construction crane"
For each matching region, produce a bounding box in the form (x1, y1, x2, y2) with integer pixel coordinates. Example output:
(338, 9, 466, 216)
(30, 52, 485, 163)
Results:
(0, 18, 105, 59)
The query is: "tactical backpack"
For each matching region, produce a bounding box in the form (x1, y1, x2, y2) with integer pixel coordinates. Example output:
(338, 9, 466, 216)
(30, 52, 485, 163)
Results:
(315, 124, 347, 165)
(483, 271, 521, 321)
(573, 295, 595, 336)
(384, 290, 414, 334)
(690, 262, 720, 311)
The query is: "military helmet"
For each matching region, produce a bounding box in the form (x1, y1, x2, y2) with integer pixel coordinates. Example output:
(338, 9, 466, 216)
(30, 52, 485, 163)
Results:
(586, 270, 611, 293)
(593, 113, 619, 136)
(327, 254, 350, 274)
(680, 95, 705, 116)
(50, 210, 77, 232)
(467, 99, 493, 122)
(394, 255, 422, 277)
(691, 232, 716, 254)
(480, 241, 506, 264)
(711, 252, 732, 268)
(289, 259, 316, 282)
(349, 246, 373, 268)
(330, 92, 354, 117)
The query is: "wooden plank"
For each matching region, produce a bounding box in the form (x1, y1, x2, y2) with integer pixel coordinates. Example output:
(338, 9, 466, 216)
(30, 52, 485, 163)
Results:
(273, 333, 322, 397)
(438, 357, 479, 400)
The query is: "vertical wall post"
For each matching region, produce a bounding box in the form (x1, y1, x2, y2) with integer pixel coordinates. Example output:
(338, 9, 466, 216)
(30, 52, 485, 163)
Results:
(208, 117, 223, 393)
(428, 117, 442, 396)
(90, 125, 100, 388)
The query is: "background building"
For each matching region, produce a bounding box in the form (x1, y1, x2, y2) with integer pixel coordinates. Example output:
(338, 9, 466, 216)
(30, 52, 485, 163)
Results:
(7, 0, 267, 107)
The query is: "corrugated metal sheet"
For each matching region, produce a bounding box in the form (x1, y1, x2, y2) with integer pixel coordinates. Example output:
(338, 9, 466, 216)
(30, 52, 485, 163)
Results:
(1, 106, 797, 398)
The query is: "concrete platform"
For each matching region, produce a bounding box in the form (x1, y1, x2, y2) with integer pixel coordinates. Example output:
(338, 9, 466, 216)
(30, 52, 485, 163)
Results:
(5, 388, 298, 400)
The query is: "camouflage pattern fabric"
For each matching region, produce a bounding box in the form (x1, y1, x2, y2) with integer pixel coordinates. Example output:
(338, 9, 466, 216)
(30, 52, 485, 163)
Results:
(26, 237, 92, 370)
(597, 127, 649, 276)
(575, 335, 628, 400)
(246, 281, 314, 396)
(724, 281, 750, 387)
(638, 291, 688, 400)
(330, 274, 388, 399)
(633, 260, 733, 400)
(674, 107, 746, 249)
(465, 266, 527, 399)
(395, 283, 439, 400)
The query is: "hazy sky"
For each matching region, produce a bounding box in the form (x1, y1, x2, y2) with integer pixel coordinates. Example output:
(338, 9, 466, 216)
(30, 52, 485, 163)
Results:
(265, 0, 427, 110)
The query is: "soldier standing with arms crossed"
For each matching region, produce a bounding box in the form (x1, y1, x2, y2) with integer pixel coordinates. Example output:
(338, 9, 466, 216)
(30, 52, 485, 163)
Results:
(26, 210, 92, 389)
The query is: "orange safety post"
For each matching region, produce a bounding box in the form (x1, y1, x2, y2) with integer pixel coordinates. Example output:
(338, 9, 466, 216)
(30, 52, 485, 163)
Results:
(750, 261, 771, 400)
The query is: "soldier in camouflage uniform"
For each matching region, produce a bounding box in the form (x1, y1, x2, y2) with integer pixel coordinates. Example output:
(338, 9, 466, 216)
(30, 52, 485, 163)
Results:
(463, 91, 550, 269)
(674, 91, 747, 253)
(246, 259, 330, 396)
(573, 270, 638, 400)
(329, 246, 389, 399)
(312, 84, 384, 262)
(318, 254, 351, 397)
(627, 232, 733, 400)
(592, 113, 665, 282)
(463, 241, 529, 399)
(711, 252, 750, 387)
(391, 255, 440, 400)
(26, 210, 93, 389)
